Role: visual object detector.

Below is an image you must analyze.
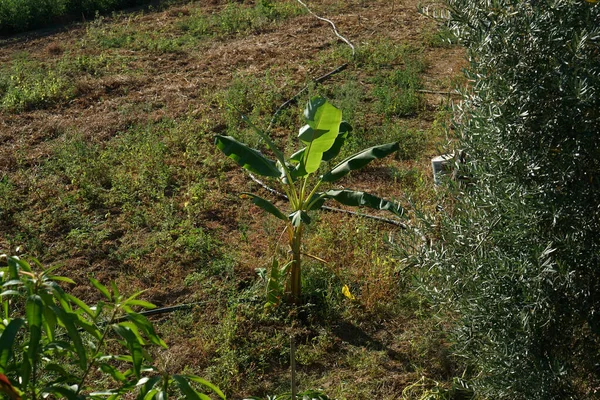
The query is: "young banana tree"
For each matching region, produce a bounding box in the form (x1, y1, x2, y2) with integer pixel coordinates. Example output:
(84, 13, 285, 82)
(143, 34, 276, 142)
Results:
(215, 96, 403, 305)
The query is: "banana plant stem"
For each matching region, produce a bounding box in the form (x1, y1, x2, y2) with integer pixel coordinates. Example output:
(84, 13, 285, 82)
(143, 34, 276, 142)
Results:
(289, 225, 303, 305)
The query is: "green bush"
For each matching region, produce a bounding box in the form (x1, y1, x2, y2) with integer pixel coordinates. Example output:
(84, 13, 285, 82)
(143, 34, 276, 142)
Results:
(0, 253, 225, 399)
(419, 0, 600, 398)
(0, 0, 151, 34)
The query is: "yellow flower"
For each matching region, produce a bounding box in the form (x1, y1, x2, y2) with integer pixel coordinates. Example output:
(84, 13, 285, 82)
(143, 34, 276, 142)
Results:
(342, 284, 356, 300)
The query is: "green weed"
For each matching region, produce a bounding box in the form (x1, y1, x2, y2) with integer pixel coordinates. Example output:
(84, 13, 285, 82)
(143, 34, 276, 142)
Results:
(373, 60, 425, 118)
(178, 0, 303, 38)
(0, 56, 75, 112)
(422, 25, 459, 48)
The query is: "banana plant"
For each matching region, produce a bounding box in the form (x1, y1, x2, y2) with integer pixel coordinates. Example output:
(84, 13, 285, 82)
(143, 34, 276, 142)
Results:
(215, 96, 403, 305)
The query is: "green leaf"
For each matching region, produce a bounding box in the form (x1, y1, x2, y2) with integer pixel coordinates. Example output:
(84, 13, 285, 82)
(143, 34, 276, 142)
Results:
(47, 275, 76, 284)
(324, 189, 404, 217)
(66, 294, 96, 319)
(0, 318, 24, 372)
(173, 375, 206, 400)
(289, 148, 305, 163)
(118, 321, 146, 346)
(111, 282, 120, 300)
(322, 121, 352, 162)
(45, 385, 80, 400)
(90, 278, 111, 301)
(288, 148, 309, 179)
(126, 300, 157, 309)
(215, 135, 281, 177)
(0, 290, 21, 296)
(73, 313, 102, 340)
(184, 375, 226, 399)
(303, 96, 327, 122)
(306, 193, 326, 211)
(6, 257, 20, 280)
(89, 389, 123, 398)
(45, 281, 70, 310)
(42, 304, 58, 341)
(289, 210, 311, 227)
(21, 354, 31, 388)
(242, 193, 287, 221)
(321, 142, 400, 183)
(126, 312, 167, 348)
(141, 389, 160, 400)
(113, 325, 144, 378)
(136, 376, 162, 400)
(99, 363, 127, 382)
(51, 305, 88, 369)
(266, 258, 283, 308)
(299, 97, 343, 173)
(26, 295, 43, 361)
(122, 290, 150, 306)
(14, 257, 32, 273)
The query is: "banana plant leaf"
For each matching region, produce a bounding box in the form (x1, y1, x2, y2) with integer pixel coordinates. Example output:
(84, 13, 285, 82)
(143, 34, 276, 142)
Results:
(289, 210, 311, 227)
(287, 151, 308, 180)
(291, 121, 352, 178)
(215, 135, 280, 178)
(321, 142, 399, 183)
(323, 189, 404, 217)
(242, 193, 287, 221)
(299, 98, 342, 173)
(322, 121, 352, 162)
(172, 375, 206, 400)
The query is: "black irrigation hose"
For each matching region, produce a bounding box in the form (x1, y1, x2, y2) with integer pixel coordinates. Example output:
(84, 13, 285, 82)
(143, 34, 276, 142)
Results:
(265, 0, 355, 131)
(267, 63, 349, 131)
(93, 302, 205, 326)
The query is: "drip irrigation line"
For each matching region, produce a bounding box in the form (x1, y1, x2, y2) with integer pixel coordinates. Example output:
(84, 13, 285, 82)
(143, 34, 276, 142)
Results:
(109, 301, 209, 325)
(320, 205, 408, 229)
(71, 301, 210, 334)
(295, 0, 356, 56)
(267, 63, 349, 130)
(248, 173, 407, 229)
(266, 0, 355, 131)
(417, 89, 461, 95)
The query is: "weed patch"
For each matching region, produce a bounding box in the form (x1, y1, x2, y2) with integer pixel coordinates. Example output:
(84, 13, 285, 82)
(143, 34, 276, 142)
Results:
(178, 0, 303, 38)
(0, 56, 75, 112)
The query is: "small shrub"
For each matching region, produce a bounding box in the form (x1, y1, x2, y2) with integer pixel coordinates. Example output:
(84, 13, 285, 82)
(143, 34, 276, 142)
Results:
(0, 253, 225, 399)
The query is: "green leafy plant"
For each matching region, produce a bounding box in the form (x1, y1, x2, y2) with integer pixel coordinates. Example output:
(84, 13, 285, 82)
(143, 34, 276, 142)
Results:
(418, 0, 600, 398)
(0, 253, 225, 399)
(244, 389, 330, 400)
(215, 96, 403, 305)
